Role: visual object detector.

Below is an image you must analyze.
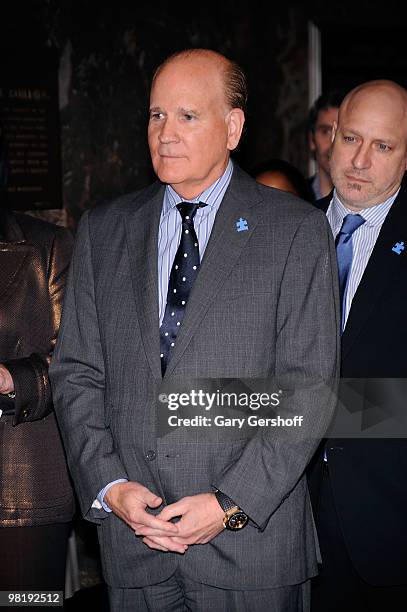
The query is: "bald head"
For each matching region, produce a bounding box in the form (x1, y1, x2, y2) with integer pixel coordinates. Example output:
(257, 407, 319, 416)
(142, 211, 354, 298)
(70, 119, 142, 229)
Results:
(339, 80, 407, 138)
(329, 79, 407, 210)
(152, 49, 248, 114)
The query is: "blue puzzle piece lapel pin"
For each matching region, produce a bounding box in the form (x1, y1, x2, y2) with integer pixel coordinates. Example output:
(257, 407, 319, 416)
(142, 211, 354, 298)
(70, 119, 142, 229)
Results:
(391, 241, 405, 255)
(236, 218, 249, 232)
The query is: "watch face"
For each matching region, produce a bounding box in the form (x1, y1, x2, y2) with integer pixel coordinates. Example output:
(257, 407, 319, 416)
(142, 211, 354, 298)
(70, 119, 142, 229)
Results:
(227, 511, 248, 530)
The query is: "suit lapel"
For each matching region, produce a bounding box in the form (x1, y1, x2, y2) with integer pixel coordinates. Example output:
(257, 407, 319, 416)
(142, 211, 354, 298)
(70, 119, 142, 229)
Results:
(125, 183, 164, 379)
(342, 186, 407, 358)
(164, 166, 263, 377)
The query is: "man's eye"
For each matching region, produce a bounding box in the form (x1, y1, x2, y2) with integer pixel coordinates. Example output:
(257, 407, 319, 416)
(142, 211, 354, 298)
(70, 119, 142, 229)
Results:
(150, 112, 164, 120)
(343, 135, 356, 143)
(377, 143, 391, 152)
(183, 113, 195, 121)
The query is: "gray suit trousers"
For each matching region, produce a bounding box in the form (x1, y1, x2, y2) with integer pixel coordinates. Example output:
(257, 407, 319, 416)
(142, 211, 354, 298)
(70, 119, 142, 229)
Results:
(109, 572, 311, 612)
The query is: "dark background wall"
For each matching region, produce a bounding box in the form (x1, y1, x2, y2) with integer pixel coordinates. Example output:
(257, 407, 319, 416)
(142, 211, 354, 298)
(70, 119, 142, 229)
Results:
(314, 0, 407, 93)
(2, 2, 311, 226)
(52, 2, 310, 226)
(2, 1, 407, 227)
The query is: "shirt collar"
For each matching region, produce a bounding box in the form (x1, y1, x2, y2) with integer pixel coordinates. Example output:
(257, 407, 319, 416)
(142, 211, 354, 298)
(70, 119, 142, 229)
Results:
(162, 159, 233, 216)
(331, 187, 400, 231)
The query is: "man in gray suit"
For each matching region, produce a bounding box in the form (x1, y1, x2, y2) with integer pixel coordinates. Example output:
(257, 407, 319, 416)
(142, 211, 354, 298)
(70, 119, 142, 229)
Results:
(50, 49, 339, 611)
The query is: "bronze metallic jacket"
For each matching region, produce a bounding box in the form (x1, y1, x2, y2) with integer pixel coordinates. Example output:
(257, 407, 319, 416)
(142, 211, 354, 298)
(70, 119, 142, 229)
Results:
(0, 209, 75, 526)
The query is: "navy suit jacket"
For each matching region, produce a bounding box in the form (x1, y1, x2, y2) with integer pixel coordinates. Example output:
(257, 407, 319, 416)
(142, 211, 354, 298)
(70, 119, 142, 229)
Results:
(308, 180, 407, 586)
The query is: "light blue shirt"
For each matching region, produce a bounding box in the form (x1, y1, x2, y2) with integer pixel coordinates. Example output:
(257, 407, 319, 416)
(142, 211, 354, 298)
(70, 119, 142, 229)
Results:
(327, 188, 398, 328)
(94, 160, 234, 512)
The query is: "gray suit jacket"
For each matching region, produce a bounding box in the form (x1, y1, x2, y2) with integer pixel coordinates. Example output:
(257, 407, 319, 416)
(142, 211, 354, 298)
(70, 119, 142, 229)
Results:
(50, 165, 340, 589)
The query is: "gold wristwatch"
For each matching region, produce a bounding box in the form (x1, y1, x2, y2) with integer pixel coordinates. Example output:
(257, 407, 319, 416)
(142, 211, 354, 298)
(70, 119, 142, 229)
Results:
(215, 489, 248, 531)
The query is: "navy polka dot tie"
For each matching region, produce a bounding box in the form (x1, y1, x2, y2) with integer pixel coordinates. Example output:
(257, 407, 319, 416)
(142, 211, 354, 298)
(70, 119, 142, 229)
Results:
(160, 202, 205, 375)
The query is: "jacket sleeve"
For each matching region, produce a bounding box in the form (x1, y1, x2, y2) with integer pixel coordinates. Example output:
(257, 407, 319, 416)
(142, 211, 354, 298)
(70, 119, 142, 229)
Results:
(5, 225, 73, 425)
(49, 211, 129, 523)
(213, 209, 341, 529)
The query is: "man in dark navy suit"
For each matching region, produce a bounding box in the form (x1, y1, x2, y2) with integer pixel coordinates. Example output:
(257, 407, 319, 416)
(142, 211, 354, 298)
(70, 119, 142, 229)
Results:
(309, 80, 407, 612)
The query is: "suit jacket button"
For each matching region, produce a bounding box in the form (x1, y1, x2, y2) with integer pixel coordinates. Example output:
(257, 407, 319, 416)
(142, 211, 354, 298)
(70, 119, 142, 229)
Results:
(22, 408, 30, 418)
(146, 450, 156, 461)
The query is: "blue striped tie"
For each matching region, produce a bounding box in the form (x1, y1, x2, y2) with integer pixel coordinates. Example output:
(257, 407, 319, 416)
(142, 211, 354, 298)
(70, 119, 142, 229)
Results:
(336, 213, 366, 330)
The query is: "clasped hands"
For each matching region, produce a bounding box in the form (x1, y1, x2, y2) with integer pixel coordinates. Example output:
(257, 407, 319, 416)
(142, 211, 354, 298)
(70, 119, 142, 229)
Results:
(105, 481, 225, 554)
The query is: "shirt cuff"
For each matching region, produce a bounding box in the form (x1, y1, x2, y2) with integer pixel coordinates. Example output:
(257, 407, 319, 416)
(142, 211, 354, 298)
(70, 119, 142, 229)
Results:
(92, 478, 128, 512)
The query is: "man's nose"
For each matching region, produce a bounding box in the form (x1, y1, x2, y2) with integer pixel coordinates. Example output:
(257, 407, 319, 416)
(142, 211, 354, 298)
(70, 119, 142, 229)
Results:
(158, 117, 178, 143)
(351, 144, 371, 170)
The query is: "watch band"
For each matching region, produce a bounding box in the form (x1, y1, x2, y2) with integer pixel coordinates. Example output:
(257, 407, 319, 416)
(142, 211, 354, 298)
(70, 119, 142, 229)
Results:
(215, 489, 238, 513)
(215, 489, 249, 530)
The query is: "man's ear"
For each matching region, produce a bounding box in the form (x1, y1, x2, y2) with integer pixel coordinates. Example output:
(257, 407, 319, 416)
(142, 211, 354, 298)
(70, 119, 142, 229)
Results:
(331, 121, 338, 143)
(308, 131, 316, 153)
(226, 108, 245, 151)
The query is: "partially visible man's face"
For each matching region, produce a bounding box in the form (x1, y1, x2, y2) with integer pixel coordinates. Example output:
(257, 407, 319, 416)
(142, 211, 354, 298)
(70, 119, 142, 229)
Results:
(329, 86, 407, 211)
(148, 54, 243, 199)
(310, 106, 338, 176)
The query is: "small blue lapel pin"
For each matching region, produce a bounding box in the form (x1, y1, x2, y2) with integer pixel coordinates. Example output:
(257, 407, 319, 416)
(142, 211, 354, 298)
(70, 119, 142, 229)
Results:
(391, 241, 405, 255)
(236, 218, 248, 232)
